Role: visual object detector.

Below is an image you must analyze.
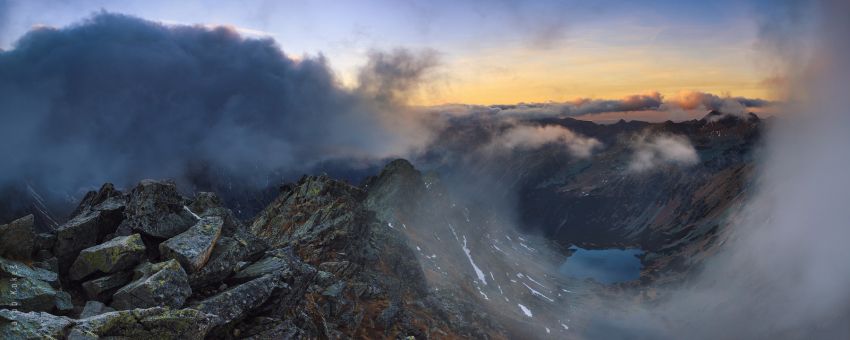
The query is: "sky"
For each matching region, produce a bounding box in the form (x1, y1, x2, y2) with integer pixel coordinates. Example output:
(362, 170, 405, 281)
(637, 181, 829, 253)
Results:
(0, 0, 776, 105)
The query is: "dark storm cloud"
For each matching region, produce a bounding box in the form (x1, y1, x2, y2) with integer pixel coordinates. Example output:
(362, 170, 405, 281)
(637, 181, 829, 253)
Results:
(0, 13, 436, 190)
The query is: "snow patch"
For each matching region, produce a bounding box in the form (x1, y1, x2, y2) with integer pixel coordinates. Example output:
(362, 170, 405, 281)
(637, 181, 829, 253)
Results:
(526, 275, 546, 289)
(518, 304, 533, 317)
(519, 242, 536, 252)
(462, 235, 487, 285)
(522, 282, 555, 302)
(183, 206, 201, 220)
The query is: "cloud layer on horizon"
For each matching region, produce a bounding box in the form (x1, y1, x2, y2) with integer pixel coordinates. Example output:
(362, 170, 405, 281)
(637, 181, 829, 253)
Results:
(431, 90, 774, 120)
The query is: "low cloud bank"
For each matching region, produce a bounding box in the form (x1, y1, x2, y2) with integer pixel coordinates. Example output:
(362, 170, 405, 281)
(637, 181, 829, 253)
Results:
(489, 125, 602, 158)
(432, 90, 773, 120)
(627, 134, 699, 172)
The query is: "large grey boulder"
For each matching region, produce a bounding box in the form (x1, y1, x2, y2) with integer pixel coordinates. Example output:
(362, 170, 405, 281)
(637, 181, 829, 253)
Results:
(0, 215, 35, 260)
(117, 180, 197, 239)
(159, 216, 223, 273)
(53, 198, 125, 269)
(69, 234, 146, 280)
(81, 271, 132, 302)
(193, 274, 281, 326)
(69, 307, 215, 340)
(0, 309, 73, 339)
(111, 260, 191, 310)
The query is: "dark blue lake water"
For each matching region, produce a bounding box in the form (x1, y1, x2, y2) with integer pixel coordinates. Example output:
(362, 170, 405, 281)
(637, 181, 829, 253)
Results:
(558, 246, 643, 284)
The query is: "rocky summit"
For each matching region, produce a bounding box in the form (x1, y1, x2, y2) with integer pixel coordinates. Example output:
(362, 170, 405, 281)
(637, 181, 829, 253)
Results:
(0, 171, 505, 338)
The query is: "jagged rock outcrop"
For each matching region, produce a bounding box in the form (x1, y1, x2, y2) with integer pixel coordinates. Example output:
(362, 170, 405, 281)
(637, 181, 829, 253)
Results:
(0, 215, 35, 261)
(243, 174, 447, 338)
(111, 260, 191, 310)
(250, 175, 372, 264)
(159, 216, 223, 273)
(116, 180, 196, 239)
(364, 159, 426, 223)
(69, 234, 146, 280)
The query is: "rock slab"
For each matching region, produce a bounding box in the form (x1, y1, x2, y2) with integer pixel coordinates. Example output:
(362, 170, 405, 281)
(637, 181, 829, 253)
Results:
(69, 234, 146, 280)
(111, 260, 191, 310)
(159, 216, 223, 274)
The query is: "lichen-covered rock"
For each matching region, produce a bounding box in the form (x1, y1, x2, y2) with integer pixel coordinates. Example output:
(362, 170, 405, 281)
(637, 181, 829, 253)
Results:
(117, 180, 197, 239)
(193, 274, 281, 326)
(80, 301, 115, 318)
(53, 199, 124, 269)
(69, 307, 215, 340)
(0, 277, 57, 311)
(159, 216, 223, 273)
(0, 309, 73, 339)
(111, 260, 191, 310)
(81, 271, 132, 302)
(0, 215, 35, 260)
(0, 257, 67, 312)
(69, 234, 146, 280)
(0, 257, 58, 284)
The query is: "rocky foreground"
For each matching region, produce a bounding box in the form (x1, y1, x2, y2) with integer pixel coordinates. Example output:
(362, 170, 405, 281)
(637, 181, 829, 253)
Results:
(0, 161, 505, 339)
